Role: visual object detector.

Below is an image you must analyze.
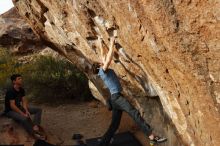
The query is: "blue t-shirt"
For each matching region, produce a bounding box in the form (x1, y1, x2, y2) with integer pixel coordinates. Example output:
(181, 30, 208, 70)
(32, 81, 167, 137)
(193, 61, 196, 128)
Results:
(98, 68, 122, 95)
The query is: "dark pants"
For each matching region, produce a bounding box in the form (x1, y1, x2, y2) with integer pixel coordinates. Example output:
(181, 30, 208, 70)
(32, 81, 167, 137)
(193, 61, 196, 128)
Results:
(99, 93, 152, 146)
(6, 106, 42, 134)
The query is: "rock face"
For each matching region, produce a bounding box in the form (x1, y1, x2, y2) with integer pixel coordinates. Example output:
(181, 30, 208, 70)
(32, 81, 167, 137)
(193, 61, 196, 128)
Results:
(0, 8, 60, 63)
(12, 0, 220, 146)
(0, 8, 43, 54)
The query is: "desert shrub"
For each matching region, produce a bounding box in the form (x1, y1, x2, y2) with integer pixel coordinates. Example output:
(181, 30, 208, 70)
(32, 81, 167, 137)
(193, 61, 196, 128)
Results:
(26, 56, 92, 103)
(0, 48, 92, 103)
(0, 48, 27, 91)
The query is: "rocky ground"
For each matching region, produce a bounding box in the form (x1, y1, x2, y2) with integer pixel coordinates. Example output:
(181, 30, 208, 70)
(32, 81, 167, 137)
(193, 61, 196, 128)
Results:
(0, 100, 151, 146)
(39, 100, 150, 145)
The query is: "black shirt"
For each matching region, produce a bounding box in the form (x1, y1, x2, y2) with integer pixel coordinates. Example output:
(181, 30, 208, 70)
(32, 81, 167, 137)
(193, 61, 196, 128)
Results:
(4, 87, 25, 113)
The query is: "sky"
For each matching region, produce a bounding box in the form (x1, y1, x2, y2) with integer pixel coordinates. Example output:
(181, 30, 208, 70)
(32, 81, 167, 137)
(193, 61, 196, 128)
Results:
(0, 0, 14, 15)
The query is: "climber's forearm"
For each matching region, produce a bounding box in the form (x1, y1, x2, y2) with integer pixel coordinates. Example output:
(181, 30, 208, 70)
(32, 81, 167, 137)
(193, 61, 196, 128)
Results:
(102, 38, 115, 71)
(98, 37, 106, 63)
(100, 46, 106, 62)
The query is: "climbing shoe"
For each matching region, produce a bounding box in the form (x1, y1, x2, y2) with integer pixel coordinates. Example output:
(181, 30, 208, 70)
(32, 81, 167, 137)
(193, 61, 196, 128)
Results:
(150, 136, 167, 145)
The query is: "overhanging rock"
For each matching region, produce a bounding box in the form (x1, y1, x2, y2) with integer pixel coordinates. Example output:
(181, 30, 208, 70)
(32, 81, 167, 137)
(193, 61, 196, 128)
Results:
(13, 0, 220, 145)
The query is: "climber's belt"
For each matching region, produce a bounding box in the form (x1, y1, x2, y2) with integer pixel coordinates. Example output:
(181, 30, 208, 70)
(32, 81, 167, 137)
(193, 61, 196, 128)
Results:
(111, 92, 122, 99)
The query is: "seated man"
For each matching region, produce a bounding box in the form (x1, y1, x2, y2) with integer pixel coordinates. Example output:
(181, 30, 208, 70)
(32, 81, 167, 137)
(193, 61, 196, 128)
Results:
(92, 35, 167, 146)
(4, 74, 44, 139)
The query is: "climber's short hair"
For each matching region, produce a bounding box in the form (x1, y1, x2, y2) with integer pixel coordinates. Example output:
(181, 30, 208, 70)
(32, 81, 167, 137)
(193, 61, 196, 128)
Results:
(91, 62, 101, 74)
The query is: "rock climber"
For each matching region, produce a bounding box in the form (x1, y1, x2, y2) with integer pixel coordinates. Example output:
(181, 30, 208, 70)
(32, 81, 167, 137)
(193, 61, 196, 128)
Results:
(91, 32, 167, 146)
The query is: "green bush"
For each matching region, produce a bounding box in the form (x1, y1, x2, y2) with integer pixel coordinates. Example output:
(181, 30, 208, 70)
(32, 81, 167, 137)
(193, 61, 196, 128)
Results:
(26, 56, 92, 103)
(0, 48, 28, 90)
(0, 48, 92, 104)
(0, 48, 28, 100)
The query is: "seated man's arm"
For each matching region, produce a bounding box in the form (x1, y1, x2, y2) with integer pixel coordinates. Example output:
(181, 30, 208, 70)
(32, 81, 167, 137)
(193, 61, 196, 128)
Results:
(10, 100, 26, 117)
(22, 97, 28, 111)
(22, 97, 31, 116)
(102, 37, 115, 71)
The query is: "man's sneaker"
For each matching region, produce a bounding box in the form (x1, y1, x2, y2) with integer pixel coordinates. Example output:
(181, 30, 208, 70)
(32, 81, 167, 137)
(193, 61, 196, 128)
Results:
(150, 136, 167, 144)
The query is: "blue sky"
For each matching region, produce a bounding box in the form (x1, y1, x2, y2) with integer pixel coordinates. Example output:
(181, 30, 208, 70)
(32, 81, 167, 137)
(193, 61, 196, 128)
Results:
(0, 0, 14, 15)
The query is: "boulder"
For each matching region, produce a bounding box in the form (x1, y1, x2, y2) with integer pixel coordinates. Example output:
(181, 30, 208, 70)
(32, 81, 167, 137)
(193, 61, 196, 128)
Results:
(0, 8, 43, 54)
(0, 115, 63, 146)
(11, 0, 220, 145)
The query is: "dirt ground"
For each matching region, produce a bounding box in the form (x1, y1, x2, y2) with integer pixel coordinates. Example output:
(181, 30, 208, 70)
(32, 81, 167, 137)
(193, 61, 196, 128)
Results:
(0, 99, 150, 146)
(38, 100, 150, 146)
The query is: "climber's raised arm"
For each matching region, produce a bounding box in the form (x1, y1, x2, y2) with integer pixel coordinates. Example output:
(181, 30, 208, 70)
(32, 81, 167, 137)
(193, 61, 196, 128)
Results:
(98, 36, 106, 63)
(102, 37, 115, 71)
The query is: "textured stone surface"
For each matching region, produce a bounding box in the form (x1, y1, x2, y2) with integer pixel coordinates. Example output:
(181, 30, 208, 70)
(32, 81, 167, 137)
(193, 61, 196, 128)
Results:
(0, 8, 61, 63)
(0, 115, 63, 146)
(0, 8, 43, 54)
(12, 0, 220, 146)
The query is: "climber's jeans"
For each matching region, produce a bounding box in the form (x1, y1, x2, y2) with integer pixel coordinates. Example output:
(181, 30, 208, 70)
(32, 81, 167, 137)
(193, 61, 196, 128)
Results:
(6, 106, 42, 134)
(99, 93, 152, 146)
